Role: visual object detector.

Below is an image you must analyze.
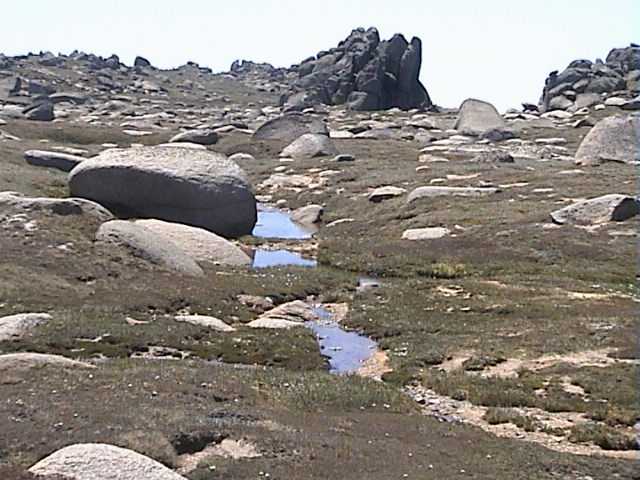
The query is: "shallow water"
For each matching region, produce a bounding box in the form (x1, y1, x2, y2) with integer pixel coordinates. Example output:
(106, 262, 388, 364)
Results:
(252, 204, 316, 240)
(252, 249, 317, 268)
(309, 307, 377, 374)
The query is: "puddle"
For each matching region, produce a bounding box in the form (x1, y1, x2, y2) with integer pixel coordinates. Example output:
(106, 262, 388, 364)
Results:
(252, 204, 316, 239)
(308, 306, 377, 374)
(252, 249, 317, 268)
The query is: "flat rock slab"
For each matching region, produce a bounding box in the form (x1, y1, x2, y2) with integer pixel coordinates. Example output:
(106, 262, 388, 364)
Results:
(575, 115, 640, 165)
(407, 186, 499, 203)
(0, 353, 93, 372)
(169, 128, 218, 145)
(174, 315, 235, 332)
(248, 300, 318, 329)
(24, 149, 85, 172)
(253, 113, 328, 143)
(29, 443, 187, 480)
(280, 133, 338, 159)
(454, 98, 506, 136)
(368, 186, 407, 203)
(0, 313, 51, 341)
(68, 146, 257, 238)
(402, 227, 451, 240)
(134, 219, 251, 266)
(550, 194, 639, 225)
(96, 220, 204, 277)
(0, 191, 113, 222)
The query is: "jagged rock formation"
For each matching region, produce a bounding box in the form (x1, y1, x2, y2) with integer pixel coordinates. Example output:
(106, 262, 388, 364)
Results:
(540, 43, 640, 112)
(285, 27, 432, 111)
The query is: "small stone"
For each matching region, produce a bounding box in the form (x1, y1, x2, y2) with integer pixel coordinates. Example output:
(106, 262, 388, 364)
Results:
(402, 227, 450, 240)
(368, 186, 406, 203)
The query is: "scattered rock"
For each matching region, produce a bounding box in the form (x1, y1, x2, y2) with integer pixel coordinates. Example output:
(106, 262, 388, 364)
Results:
(96, 220, 205, 277)
(134, 219, 251, 266)
(68, 146, 257, 237)
(169, 129, 218, 145)
(134, 56, 152, 68)
(0, 313, 51, 341)
(368, 186, 407, 202)
(24, 149, 85, 172)
(621, 96, 640, 110)
(174, 315, 235, 332)
(401, 227, 450, 240)
(550, 194, 639, 225)
(253, 113, 328, 143)
(407, 186, 499, 203)
(238, 295, 274, 313)
(228, 153, 255, 162)
(470, 151, 514, 163)
(291, 204, 323, 225)
(248, 300, 318, 329)
(574, 115, 640, 165)
(280, 133, 338, 159)
(29, 443, 187, 480)
(334, 154, 355, 162)
(0, 353, 93, 372)
(0, 192, 113, 222)
(23, 102, 54, 121)
(454, 98, 506, 136)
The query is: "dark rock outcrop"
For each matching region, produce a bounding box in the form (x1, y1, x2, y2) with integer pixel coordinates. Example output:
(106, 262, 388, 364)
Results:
(284, 27, 433, 111)
(134, 56, 152, 68)
(540, 44, 640, 112)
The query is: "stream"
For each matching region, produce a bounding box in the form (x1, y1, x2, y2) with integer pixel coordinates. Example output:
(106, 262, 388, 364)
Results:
(251, 204, 378, 374)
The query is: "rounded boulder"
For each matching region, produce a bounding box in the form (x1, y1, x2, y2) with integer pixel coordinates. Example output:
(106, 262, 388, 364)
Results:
(68, 146, 257, 237)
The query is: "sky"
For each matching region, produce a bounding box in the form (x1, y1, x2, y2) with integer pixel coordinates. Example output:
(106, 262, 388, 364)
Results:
(2, 1, 638, 111)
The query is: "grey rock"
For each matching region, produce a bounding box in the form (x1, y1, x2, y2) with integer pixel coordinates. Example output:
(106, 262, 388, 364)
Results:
(169, 129, 218, 145)
(280, 133, 338, 159)
(134, 56, 152, 68)
(470, 151, 514, 163)
(285, 27, 432, 111)
(174, 315, 235, 332)
(0, 192, 113, 222)
(228, 153, 256, 163)
(569, 93, 602, 111)
(402, 227, 450, 240)
(29, 443, 187, 480)
(621, 96, 640, 110)
(0, 313, 51, 341)
(24, 149, 85, 172)
(454, 99, 506, 136)
(0, 353, 93, 373)
(48, 92, 87, 105)
(548, 95, 574, 111)
(291, 204, 323, 225)
(248, 300, 318, 329)
(253, 113, 328, 143)
(575, 115, 640, 165)
(23, 102, 54, 121)
(368, 186, 406, 202)
(96, 220, 204, 277)
(550, 194, 639, 225)
(134, 219, 251, 266)
(68, 146, 257, 237)
(407, 186, 499, 203)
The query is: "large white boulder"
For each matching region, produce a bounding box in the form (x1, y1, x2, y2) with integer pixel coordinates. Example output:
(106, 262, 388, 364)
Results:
(575, 115, 640, 165)
(29, 443, 187, 480)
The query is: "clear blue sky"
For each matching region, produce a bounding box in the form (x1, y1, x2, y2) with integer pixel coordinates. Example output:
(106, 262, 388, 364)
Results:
(2, 0, 637, 111)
